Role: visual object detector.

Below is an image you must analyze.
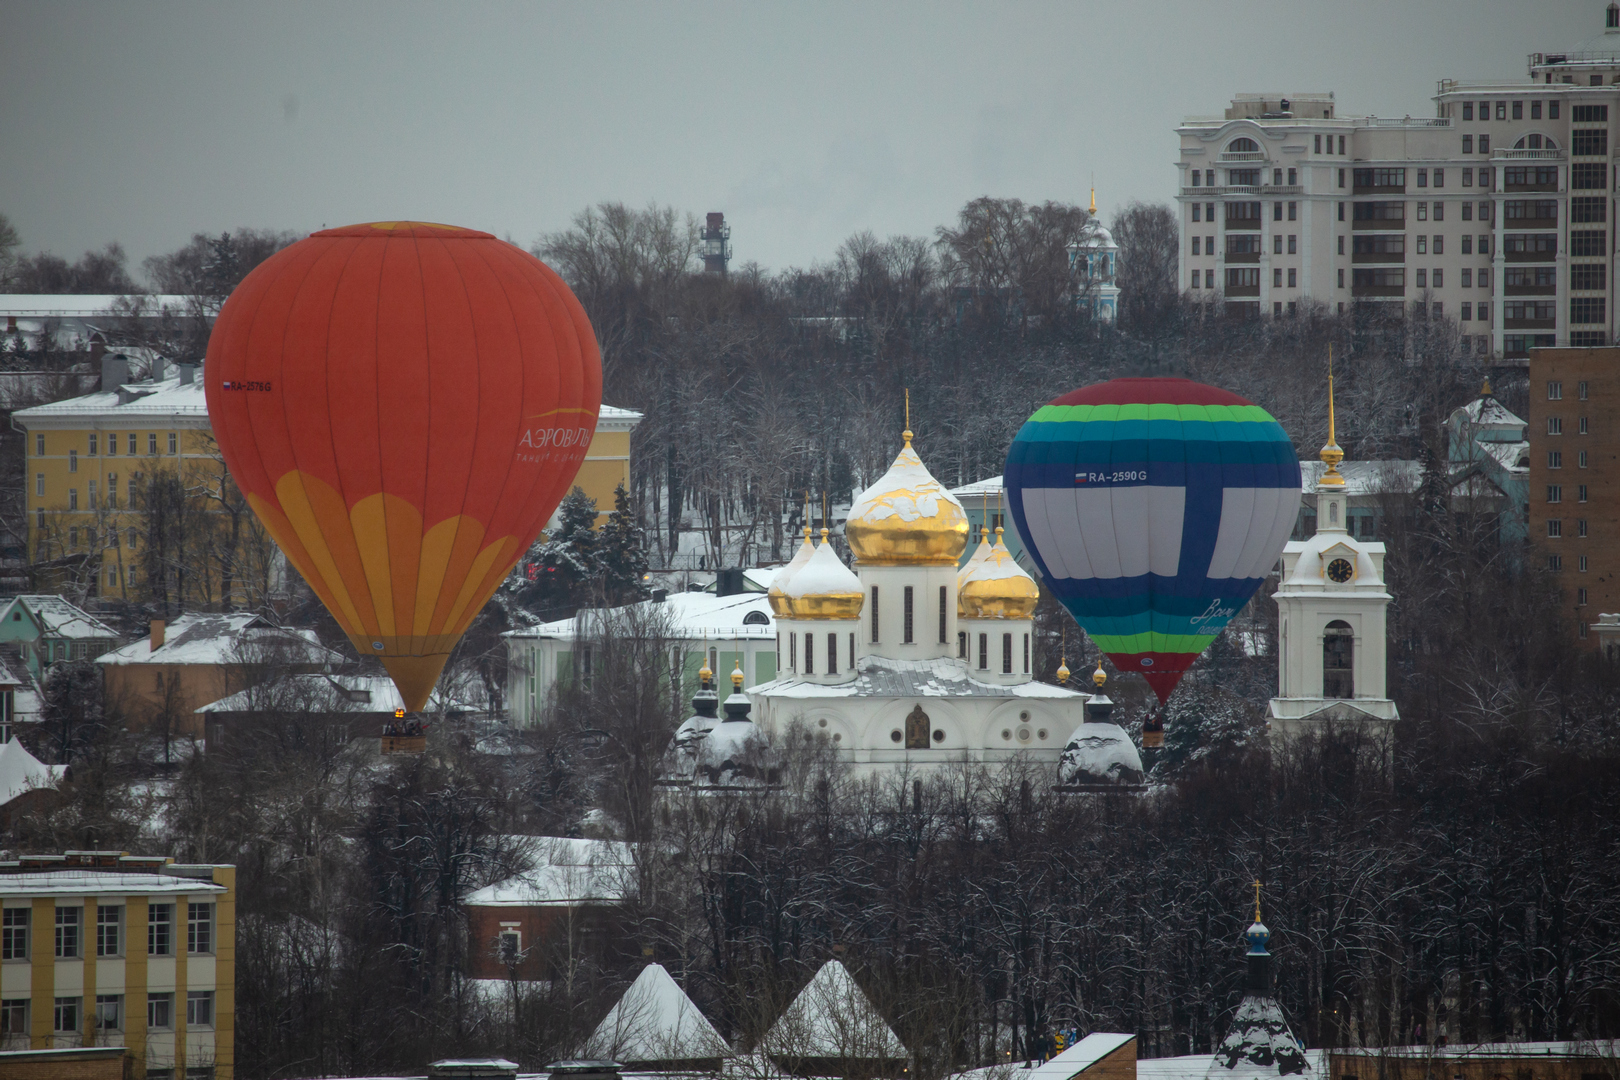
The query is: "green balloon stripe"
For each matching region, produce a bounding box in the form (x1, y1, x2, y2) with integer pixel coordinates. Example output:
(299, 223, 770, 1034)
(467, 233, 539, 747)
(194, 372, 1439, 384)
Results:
(1088, 631, 1220, 654)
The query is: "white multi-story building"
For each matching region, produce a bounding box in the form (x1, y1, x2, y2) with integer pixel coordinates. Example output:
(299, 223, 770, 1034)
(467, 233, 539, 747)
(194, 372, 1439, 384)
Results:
(1177, 3, 1620, 362)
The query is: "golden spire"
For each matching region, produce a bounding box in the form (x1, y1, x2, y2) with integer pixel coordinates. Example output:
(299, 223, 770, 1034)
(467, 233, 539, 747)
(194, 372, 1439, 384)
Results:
(698, 640, 713, 685)
(1057, 629, 1069, 684)
(803, 490, 812, 540)
(1481, 376, 1493, 396)
(820, 491, 830, 544)
(1089, 186, 1097, 217)
(903, 388, 913, 447)
(1318, 343, 1346, 488)
(1253, 879, 1263, 923)
(1092, 659, 1107, 688)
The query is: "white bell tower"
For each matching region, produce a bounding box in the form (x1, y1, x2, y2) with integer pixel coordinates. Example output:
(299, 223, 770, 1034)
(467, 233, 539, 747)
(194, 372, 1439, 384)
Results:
(1269, 359, 1398, 745)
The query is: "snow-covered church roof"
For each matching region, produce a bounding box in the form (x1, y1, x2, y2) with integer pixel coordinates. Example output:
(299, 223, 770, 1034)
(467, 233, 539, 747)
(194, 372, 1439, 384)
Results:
(763, 959, 906, 1062)
(755, 655, 1089, 701)
(584, 963, 729, 1065)
(1204, 919, 1310, 1080)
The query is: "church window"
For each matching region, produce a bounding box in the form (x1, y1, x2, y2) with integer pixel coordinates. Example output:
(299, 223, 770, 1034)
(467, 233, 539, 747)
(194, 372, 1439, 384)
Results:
(827, 633, 837, 675)
(850, 633, 855, 668)
(790, 633, 796, 671)
(957, 631, 967, 658)
(978, 634, 988, 670)
(1323, 621, 1354, 699)
(1023, 634, 1030, 673)
(870, 586, 879, 643)
(903, 586, 914, 644)
(939, 586, 948, 644)
(804, 634, 814, 675)
(1003, 634, 1013, 674)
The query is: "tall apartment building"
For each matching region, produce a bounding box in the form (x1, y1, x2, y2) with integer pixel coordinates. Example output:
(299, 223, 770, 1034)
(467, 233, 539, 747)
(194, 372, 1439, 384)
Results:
(0, 852, 235, 1080)
(10, 355, 643, 602)
(1176, 3, 1620, 361)
(1526, 347, 1619, 646)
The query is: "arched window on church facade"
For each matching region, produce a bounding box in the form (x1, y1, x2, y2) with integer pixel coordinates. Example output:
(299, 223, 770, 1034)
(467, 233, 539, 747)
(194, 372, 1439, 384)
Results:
(1323, 620, 1354, 698)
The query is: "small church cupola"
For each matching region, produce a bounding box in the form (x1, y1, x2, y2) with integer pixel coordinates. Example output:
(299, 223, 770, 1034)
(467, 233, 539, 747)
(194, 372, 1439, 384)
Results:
(1203, 887, 1310, 1080)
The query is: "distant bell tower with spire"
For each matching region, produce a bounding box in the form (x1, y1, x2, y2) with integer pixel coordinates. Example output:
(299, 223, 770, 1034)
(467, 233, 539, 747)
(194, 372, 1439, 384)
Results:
(1068, 188, 1121, 323)
(1269, 349, 1399, 751)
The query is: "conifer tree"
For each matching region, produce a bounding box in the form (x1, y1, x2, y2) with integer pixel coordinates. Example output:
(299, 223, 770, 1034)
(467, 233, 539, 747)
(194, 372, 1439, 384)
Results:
(597, 482, 649, 604)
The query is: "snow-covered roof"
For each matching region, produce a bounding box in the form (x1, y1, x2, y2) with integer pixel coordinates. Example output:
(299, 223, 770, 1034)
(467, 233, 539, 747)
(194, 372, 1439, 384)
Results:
(195, 673, 474, 715)
(1298, 460, 1421, 497)
(463, 837, 636, 908)
(596, 404, 645, 431)
(1026, 1033, 1135, 1080)
(2, 595, 120, 640)
(505, 591, 775, 643)
(1139, 1055, 1220, 1080)
(12, 369, 209, 426)
(754, 655, 1090, 701)
(1206, 996, 1310, 1080)
(1057, 723, 1145, 787)
(783, 543, 860, 598)
(764, 960, 906, 1061)
(585, 963, 729, 1063)
(1333, 1041, 1619, 1060)
(1451, 395, 1525, 433)
(0, 738, 65, 806)
(950, 475, 1005, 500)
(1475, 440, 1529, 473)
(97, 612, 343, 667)
(0, 868, 225, 897)
(0, 294, 197, 318)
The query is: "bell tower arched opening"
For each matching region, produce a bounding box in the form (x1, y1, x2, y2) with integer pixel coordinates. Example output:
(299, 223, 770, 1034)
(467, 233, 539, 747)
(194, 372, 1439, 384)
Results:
(1323, 620, 1354, 698)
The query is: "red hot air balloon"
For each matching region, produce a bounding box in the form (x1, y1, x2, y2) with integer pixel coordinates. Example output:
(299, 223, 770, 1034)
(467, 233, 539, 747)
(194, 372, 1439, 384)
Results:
(205, 221, 602, 710)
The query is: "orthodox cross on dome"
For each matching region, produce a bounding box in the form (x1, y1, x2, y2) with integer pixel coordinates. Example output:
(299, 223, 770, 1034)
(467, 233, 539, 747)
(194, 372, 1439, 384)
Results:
(903, 387, 913, 447)
(1253, 878, 1263, 923)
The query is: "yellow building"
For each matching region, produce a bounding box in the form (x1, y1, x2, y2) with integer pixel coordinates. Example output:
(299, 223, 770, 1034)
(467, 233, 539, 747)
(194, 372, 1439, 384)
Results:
(10, 357, 643, 604)
(0, 851, 235, 1080)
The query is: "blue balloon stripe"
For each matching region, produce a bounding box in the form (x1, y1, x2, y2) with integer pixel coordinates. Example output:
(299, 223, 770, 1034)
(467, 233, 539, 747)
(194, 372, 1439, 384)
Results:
(1015, 418, 1295, 445)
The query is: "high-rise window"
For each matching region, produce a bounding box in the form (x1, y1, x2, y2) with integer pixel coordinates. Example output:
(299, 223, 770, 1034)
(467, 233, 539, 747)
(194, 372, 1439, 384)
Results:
(55, 907, 81, 958)
(1, 909, 27, 960)
(96, 905, 121, 957)
(1463, 103, 1474, 120)
(186, 991, 215, 1027)
(53, 997, 79, 1034)
(148, 904, 173, 956)
(147, 994, 173, 1030)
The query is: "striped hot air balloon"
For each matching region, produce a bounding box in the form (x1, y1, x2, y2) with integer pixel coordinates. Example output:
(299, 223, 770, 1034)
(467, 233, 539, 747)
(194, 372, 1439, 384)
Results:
(1004, 378, 1300, 704)
(206, 221, 602, 712)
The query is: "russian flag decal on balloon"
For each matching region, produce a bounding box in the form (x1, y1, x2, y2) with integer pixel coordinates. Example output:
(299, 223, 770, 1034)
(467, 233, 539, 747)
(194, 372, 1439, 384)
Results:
(1004, 378, 1300, 704)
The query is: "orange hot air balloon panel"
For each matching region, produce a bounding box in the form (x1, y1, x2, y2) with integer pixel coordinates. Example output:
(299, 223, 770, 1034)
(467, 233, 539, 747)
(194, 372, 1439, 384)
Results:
(205, 221, 603, 710)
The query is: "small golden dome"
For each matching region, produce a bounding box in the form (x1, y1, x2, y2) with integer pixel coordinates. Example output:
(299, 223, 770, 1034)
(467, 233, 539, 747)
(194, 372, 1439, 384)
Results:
(731, 661, 745, 690)
(958, 523, 992, 587)
(781, 539, 865, 620)
(698, 657, 714, 683)
(1056, 658, 1071, 684)
(768, 526, 816, 617)
(847, 441, 969, 566)
(1092, 660, 1107, 688)
(958, 529, 1039, 619)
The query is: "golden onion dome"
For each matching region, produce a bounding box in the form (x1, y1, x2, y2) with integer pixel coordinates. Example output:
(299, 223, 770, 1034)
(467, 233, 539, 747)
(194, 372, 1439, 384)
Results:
(1056, 657, 1071, 684)
(958, 523, 992, 587)
(768, 526, 817, 617)
(781, 538, 864, 620)
(846, 437, 969, 566)
(958, 529, 1039, 619)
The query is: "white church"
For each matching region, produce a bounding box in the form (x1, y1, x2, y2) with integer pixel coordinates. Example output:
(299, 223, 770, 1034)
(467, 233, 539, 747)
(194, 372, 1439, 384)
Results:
(658, 387, 1397, 786)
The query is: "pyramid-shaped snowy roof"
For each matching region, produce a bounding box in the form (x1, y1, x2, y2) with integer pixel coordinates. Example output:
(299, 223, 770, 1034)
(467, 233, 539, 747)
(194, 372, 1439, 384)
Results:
(764, 959, 906, 1061)
(1204, 995, 1310, 1080)
(0, 739, 66, 807)
(585, 963, 728, 1064)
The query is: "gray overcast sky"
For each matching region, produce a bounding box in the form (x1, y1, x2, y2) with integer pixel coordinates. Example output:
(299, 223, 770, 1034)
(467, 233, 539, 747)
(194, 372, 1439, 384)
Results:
(0, 1, 1599, 282)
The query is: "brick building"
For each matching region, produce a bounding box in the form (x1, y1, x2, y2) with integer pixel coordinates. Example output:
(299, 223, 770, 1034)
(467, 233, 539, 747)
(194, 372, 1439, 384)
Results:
(1526, 346, 1619, 643)
(0, 852, 235, 1080)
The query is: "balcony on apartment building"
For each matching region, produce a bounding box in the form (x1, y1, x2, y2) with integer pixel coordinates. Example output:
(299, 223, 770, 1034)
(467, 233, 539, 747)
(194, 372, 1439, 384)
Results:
(1505, 236, 1559, 262)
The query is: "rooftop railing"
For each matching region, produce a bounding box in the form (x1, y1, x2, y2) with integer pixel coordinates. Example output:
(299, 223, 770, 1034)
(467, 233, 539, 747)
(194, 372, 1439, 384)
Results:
(1493, 148, 1567, 160)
